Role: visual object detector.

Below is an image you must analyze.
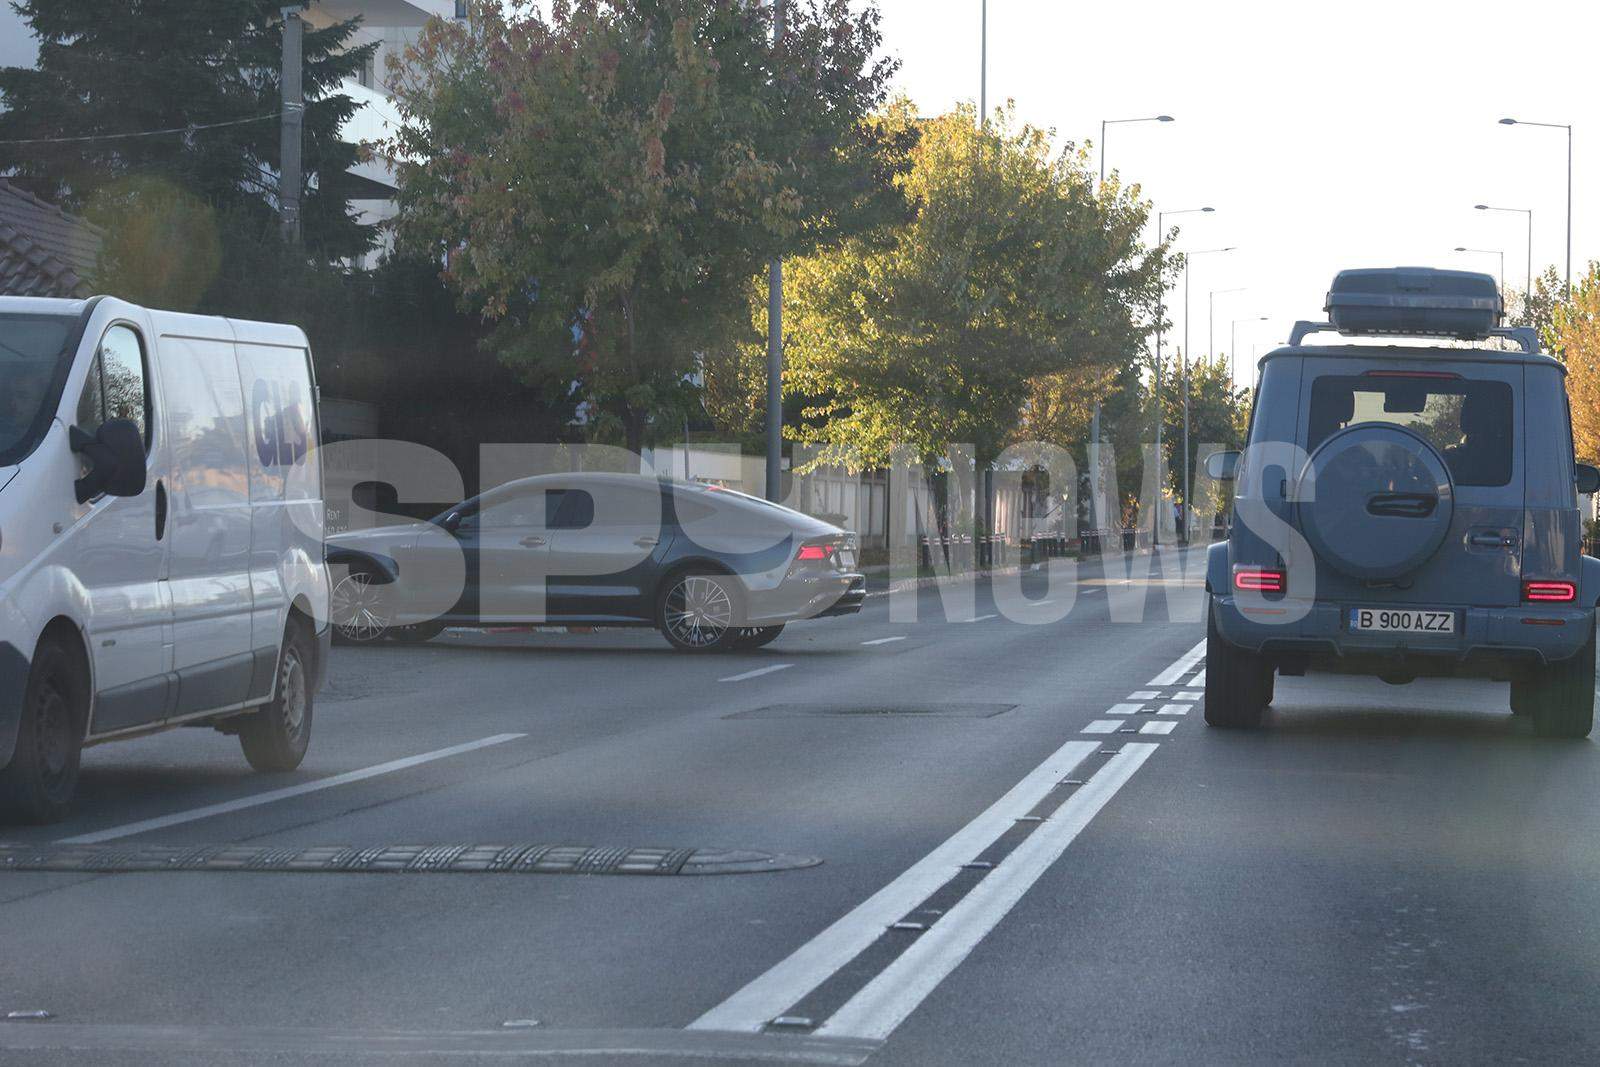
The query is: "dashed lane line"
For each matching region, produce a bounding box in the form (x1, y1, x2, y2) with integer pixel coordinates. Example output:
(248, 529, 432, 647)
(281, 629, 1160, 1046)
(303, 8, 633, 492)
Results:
(720, 664, 795, 683)
(58, 734, 528, 845)
(1081, 720, 1121, 734)
(1157, 704, 1191, 716)
(1105, 703, 1144, 716)
(860, 637, 907, 647)
(1149, 638, 1208, 685)
(816, 745, 1159, 1040)
(1139, 721, 1177, 736)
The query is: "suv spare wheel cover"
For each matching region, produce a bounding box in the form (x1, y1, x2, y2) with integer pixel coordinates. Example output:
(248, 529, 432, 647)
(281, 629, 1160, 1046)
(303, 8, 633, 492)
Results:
(1294, 424, 1455, 581)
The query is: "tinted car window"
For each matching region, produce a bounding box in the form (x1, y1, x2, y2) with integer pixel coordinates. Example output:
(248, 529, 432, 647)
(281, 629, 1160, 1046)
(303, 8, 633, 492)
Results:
(550, 489, 593, 529)
(1307, 375, 1513, 487)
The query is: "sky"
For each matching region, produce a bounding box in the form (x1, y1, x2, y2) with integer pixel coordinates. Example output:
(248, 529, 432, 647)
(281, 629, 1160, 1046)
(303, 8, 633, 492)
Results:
(871, 0, 1599, 381)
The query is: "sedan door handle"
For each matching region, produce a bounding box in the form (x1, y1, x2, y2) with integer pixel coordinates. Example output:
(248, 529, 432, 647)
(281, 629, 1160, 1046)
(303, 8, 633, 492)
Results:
(633, 536, 660, 548)
(519, 535, 548, 548)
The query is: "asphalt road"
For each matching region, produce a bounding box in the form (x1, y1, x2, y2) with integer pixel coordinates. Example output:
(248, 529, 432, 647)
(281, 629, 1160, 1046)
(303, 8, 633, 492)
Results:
(1, 548, 1597, 1064)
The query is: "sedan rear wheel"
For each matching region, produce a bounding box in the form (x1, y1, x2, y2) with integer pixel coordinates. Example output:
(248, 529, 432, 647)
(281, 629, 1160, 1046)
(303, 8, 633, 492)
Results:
(658, 571, 741, 652)
(733, 625, 785, 650)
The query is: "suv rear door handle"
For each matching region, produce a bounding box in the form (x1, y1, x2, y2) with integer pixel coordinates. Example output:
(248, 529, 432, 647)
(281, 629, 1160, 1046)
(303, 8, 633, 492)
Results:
(633, 535, 660, 548)
(519, 535, 548, 548)
(1468, 530, 1515, 548)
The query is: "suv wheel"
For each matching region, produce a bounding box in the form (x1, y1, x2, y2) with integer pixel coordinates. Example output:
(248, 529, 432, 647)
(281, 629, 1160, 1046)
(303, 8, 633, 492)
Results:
(1528, 619, 1596, 739)
(0, 638, 86, 824)
(1203, 601, 1272, 729)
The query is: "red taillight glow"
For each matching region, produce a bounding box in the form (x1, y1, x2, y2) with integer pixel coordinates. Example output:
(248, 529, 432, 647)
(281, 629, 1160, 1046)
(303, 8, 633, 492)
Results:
(796, 543, 836, 562)
(1233, 567, 1286, 593)
(1523, 580, 1577, 603)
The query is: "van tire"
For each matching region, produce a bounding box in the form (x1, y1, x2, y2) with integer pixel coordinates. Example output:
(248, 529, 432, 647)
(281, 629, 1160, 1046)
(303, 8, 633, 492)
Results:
(239, 619, 314, 772)
(1204, 602, 1271, 729)
(1530, 620, 1596, 739)
(0, 638, 86, 824)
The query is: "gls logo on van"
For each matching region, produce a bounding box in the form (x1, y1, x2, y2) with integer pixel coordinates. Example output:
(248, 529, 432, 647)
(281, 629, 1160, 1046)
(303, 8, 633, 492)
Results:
(253, 379, 310, 469)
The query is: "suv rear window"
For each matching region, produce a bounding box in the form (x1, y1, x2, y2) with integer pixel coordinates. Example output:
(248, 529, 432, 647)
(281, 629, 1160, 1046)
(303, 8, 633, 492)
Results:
(1307, 375, 1513, 487)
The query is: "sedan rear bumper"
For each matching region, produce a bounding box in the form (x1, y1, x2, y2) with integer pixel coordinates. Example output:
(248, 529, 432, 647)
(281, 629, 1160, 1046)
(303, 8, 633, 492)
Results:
(746, 573, 866, 625)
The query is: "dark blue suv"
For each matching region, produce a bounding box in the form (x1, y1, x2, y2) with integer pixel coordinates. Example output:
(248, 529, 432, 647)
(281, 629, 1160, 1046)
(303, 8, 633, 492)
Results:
(1204, 267, 1600, 737)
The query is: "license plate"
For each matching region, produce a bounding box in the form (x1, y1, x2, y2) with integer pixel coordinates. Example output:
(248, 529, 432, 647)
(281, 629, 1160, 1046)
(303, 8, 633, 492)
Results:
(1349, 607, 1456, 634)
(837, 549, 857, 570)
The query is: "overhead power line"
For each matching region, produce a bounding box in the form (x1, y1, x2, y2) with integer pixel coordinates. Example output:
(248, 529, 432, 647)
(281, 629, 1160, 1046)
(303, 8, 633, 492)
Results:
(0, 113, 277, 146)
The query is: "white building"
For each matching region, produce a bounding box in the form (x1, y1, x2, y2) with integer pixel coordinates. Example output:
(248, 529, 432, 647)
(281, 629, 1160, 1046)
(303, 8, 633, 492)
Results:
(0, 2, 460, 268)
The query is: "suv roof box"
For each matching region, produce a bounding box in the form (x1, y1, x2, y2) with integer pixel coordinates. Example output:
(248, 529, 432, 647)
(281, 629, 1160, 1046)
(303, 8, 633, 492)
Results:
(1325, 267, 1502, 341)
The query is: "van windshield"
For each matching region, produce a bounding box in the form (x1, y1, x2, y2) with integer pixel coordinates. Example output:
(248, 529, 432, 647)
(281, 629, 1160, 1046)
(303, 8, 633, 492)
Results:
(0, 313, 77, 465)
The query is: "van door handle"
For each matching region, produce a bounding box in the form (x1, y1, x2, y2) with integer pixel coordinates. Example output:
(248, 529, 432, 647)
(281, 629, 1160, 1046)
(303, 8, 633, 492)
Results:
(154, 480, 168, 541)
(519, 535, 548, 548)
(633, 535, 660, 548)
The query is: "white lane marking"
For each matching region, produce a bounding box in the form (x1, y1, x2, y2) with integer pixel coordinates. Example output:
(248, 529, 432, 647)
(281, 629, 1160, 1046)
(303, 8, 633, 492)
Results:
(958, 614, 999, 623)
(1149, 639, 1207, 685)
(1157, 703, 1191, 716)
(1128, 690, 1159, 700)
(59, 734, 528, 845)
(818, 744, 1159, 1040)
(1188, 669, 1206, 686)
(1105, 703, 1143, 716)
(1081, 588, 1103, 596)
(720, 664, 795, 683)
(687, 741, 1102, 1033)
(1140, 720, 1177, 735)
(860, 636, 907, 647)
(1081, 720, 1121, 734)
(1175, 690, 1202, 700)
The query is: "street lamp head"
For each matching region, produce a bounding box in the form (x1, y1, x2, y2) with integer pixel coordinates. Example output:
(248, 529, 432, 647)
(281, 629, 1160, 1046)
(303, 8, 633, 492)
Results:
(1454, 246, 1468, 251)
(1499, 117, 1518, 125)
(1474, 204, 1489, 211)
(1200, 206, 1215, 213)
(1157, 115, 1175, 122)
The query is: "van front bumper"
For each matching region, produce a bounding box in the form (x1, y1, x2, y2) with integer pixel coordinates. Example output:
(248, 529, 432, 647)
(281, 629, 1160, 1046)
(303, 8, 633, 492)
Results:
(1212, 594, 1594, 671)
(0, 641, 29, 768)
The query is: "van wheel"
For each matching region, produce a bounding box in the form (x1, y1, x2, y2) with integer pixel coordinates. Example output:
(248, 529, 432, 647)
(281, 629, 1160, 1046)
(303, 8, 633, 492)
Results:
(0, 639, 86, 824)
(733, 625, 785, 650)
(1530, 620, 1596, 739)
(239, 620, 314, 772)
(658, 570, 742, 652)
(1204, 602, 1271, 729)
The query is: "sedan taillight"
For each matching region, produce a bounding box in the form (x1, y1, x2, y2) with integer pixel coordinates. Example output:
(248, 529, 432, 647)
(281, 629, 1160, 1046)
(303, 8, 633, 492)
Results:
(796, 543, 836, 562)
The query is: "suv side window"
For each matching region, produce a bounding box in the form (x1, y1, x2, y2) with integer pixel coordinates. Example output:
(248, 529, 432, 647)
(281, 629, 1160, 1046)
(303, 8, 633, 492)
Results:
(75, 324, 152, 450)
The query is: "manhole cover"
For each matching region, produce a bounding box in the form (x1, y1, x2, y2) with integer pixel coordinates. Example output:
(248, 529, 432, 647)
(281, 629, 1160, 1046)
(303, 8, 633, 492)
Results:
(0, 843, 819, 876)
(727, 703, 1016, 719)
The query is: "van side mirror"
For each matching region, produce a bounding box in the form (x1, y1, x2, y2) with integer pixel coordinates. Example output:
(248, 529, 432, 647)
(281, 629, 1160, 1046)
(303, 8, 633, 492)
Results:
(69, 419, 146, 503)
(1205, 450, 1241, 481)
(1576, 463, 1600, 495)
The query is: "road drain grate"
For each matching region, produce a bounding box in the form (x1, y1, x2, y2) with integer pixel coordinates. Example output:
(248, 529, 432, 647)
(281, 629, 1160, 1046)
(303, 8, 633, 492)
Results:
(0, 844, 819, 876)
(728, 703, 1016, 719)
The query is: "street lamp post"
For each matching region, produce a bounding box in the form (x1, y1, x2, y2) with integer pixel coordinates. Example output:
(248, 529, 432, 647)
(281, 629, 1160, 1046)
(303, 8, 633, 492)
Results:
(1453, 246, 1505, 299)
(1153, 206, 1213, 544)
(1231, 316, 1268, 398)
(1475, 203, 1533, 317)
(764, 0, 788, 501)
(1180, 247, 1236, 540)
(1099, 114, 1174, 185)
(1210, 286, 1245, 368)
(1500, 117, 1573, 293)
(1091, 112, 1173, 538)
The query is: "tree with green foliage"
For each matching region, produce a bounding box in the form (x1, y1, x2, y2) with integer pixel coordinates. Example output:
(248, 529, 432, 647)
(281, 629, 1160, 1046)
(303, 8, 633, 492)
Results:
(772, 101, 1165, 472)
(387, 0, 910, 454)
(0, 0, 374, 262)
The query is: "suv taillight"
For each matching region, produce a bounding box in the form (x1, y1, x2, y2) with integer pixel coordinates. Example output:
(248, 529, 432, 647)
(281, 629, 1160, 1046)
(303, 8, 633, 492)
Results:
(1523, 580, 1576, 603)
(1233, 566, 1286, 593)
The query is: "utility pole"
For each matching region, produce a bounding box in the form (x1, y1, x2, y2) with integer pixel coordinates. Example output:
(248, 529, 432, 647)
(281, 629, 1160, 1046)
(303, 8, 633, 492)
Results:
(279, 5, 304, 245)
(764, 0, 786, 501)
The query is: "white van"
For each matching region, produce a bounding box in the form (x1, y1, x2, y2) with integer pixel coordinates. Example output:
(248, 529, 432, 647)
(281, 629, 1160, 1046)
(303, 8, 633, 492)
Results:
(0, 295, 330, 822)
